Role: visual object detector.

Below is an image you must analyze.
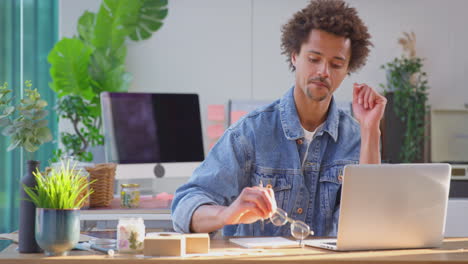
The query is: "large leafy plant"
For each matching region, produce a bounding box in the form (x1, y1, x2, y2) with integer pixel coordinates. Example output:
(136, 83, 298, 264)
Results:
(0, 81, 53, 160)
(380, 34, 429, 163)
(48, 0, 168, 162)
(23, 161, 96, 209)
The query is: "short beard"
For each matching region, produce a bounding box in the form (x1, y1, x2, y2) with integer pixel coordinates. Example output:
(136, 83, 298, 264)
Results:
(305, 86, 328, 102)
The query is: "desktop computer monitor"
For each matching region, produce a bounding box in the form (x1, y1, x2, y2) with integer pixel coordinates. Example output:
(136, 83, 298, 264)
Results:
(101, 92, 204, 180)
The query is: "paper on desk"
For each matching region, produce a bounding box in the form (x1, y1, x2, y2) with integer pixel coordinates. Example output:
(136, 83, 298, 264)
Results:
(229, 237, 300, 249)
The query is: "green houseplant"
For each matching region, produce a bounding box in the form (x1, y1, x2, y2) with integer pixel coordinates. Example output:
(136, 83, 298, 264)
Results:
(48, 0, 168, 162)
(23, 161, 96, 256)
(0, 81, 53, 253)
(0, 81, 52, 156)
(380, 32, 429, 163)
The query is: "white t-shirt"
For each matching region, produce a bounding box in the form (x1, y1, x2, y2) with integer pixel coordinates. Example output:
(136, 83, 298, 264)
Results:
(301, 124, 323, 167)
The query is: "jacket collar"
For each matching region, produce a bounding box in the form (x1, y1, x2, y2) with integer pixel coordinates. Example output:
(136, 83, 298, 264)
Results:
(279, 86, 340, 142)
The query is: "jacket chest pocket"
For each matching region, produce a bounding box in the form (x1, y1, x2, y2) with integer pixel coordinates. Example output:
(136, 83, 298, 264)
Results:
(252, 170, 293, 210)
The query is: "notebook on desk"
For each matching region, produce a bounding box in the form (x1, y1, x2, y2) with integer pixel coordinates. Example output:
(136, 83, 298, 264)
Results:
(305, 163, 451, 251)
(229, 237, 300, 249)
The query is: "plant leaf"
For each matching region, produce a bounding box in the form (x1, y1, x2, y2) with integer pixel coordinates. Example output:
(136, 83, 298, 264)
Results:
(88, 47, 130, 95)
(4, 106, 14, 115)
(7, 139, 21, 151)
(23, 139, 38, 153)
(21, 109, 35, 119)
(78, 11, 96, 45)
(48, 37, 94, 100)
(37, 127, 53, 143)
(2, 125, 16, 136)
(32, 109, 49, 120)
(35, 100, 48, 109)
(0, 117, 10, 127)
(93, 0, 139, 54)
(34, 119, 48, 128)
(128, 0, 168, 41)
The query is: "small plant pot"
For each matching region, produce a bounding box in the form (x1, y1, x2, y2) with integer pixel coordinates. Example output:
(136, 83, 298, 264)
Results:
(35, 208, 80, 256)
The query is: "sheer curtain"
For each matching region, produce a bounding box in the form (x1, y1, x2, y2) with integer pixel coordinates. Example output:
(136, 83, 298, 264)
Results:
(0, 0, 58, 251)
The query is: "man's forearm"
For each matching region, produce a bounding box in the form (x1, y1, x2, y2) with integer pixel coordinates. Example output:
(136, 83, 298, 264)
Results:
(190, 204, 226, 233)
(360, 126, 381, 164)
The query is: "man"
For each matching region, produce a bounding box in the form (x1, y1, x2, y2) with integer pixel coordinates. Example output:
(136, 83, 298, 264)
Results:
(171, 0, 386, 237)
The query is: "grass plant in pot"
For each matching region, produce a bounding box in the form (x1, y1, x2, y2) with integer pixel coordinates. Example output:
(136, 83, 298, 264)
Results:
(23, 161, 96, 256)
(0, 81, 53, 253)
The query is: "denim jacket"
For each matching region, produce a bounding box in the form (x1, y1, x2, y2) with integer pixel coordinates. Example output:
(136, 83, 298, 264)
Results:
(171, 87, 361, 237)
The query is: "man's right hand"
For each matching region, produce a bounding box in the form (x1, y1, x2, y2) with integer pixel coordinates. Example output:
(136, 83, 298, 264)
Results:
(189, 186, 277, 233)
(220, 186, 277, 225)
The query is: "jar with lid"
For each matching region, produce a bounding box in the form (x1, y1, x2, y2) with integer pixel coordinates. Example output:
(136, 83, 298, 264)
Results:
(116, 217, 145, 253)
(120, 183, 140, 208)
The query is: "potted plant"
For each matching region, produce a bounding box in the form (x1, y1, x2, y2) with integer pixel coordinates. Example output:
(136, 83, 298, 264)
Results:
(380, 32, 429, 163)
(23, 160, 96, 256)
(0, 81, 53, 253)
(48, 0, 169, 162)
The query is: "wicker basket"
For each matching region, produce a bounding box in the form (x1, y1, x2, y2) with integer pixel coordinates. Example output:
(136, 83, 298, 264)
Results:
(85, 163, 117, 208)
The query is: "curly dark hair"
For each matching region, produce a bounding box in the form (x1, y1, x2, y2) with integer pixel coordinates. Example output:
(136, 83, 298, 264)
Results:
(281, 0, 372, 73)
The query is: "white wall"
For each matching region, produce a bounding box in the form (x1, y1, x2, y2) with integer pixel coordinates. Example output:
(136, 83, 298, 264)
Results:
(60, 0, 468, 153)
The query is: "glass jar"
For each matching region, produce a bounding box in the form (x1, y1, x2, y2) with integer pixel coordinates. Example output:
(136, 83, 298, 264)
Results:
(116, 217, 145, 254)
(120, 183, 140, 208)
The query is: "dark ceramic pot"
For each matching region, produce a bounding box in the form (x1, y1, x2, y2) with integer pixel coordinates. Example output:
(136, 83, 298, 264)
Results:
(35, 208, 80, 256)
(19, 160, 41, 253)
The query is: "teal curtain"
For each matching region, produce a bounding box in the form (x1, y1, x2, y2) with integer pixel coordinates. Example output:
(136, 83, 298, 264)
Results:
(0, 0, 58, 251)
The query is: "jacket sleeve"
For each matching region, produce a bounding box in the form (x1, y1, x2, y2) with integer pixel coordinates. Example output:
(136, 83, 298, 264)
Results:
(171, 127, 252, 233)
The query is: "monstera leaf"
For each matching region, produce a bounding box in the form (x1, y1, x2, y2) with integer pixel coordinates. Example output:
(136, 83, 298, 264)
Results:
(48, 38, 94, 101)
(128, 0, 168, 41)
(88, 46, 131, 95)
(93, 0, 139, 55)
(78, 11, 96, 45)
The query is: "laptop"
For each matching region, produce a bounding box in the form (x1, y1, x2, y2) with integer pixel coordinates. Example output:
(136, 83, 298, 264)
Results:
(304, 163, 451, 251)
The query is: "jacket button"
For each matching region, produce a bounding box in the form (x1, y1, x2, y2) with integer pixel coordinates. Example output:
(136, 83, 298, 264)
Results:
(338, 175, 343, 182)
(297, 208, 303, 214)
(266, 184, 273, 189)
(296, 139, 303, 145)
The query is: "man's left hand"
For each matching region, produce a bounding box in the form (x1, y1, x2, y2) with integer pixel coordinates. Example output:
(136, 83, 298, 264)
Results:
(352, 83, 387, 130)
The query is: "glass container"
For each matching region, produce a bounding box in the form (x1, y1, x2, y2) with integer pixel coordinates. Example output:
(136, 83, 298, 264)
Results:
(120, 183, 141, 208)
(116, 217, 145, 254)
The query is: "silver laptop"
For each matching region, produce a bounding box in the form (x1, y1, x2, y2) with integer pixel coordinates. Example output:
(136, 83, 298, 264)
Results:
(305, 163, 451, 251)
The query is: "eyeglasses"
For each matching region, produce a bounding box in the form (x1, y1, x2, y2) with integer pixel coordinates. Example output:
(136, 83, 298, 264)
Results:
(270, 208, 314, 245)
(258, 180, 314, 245)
